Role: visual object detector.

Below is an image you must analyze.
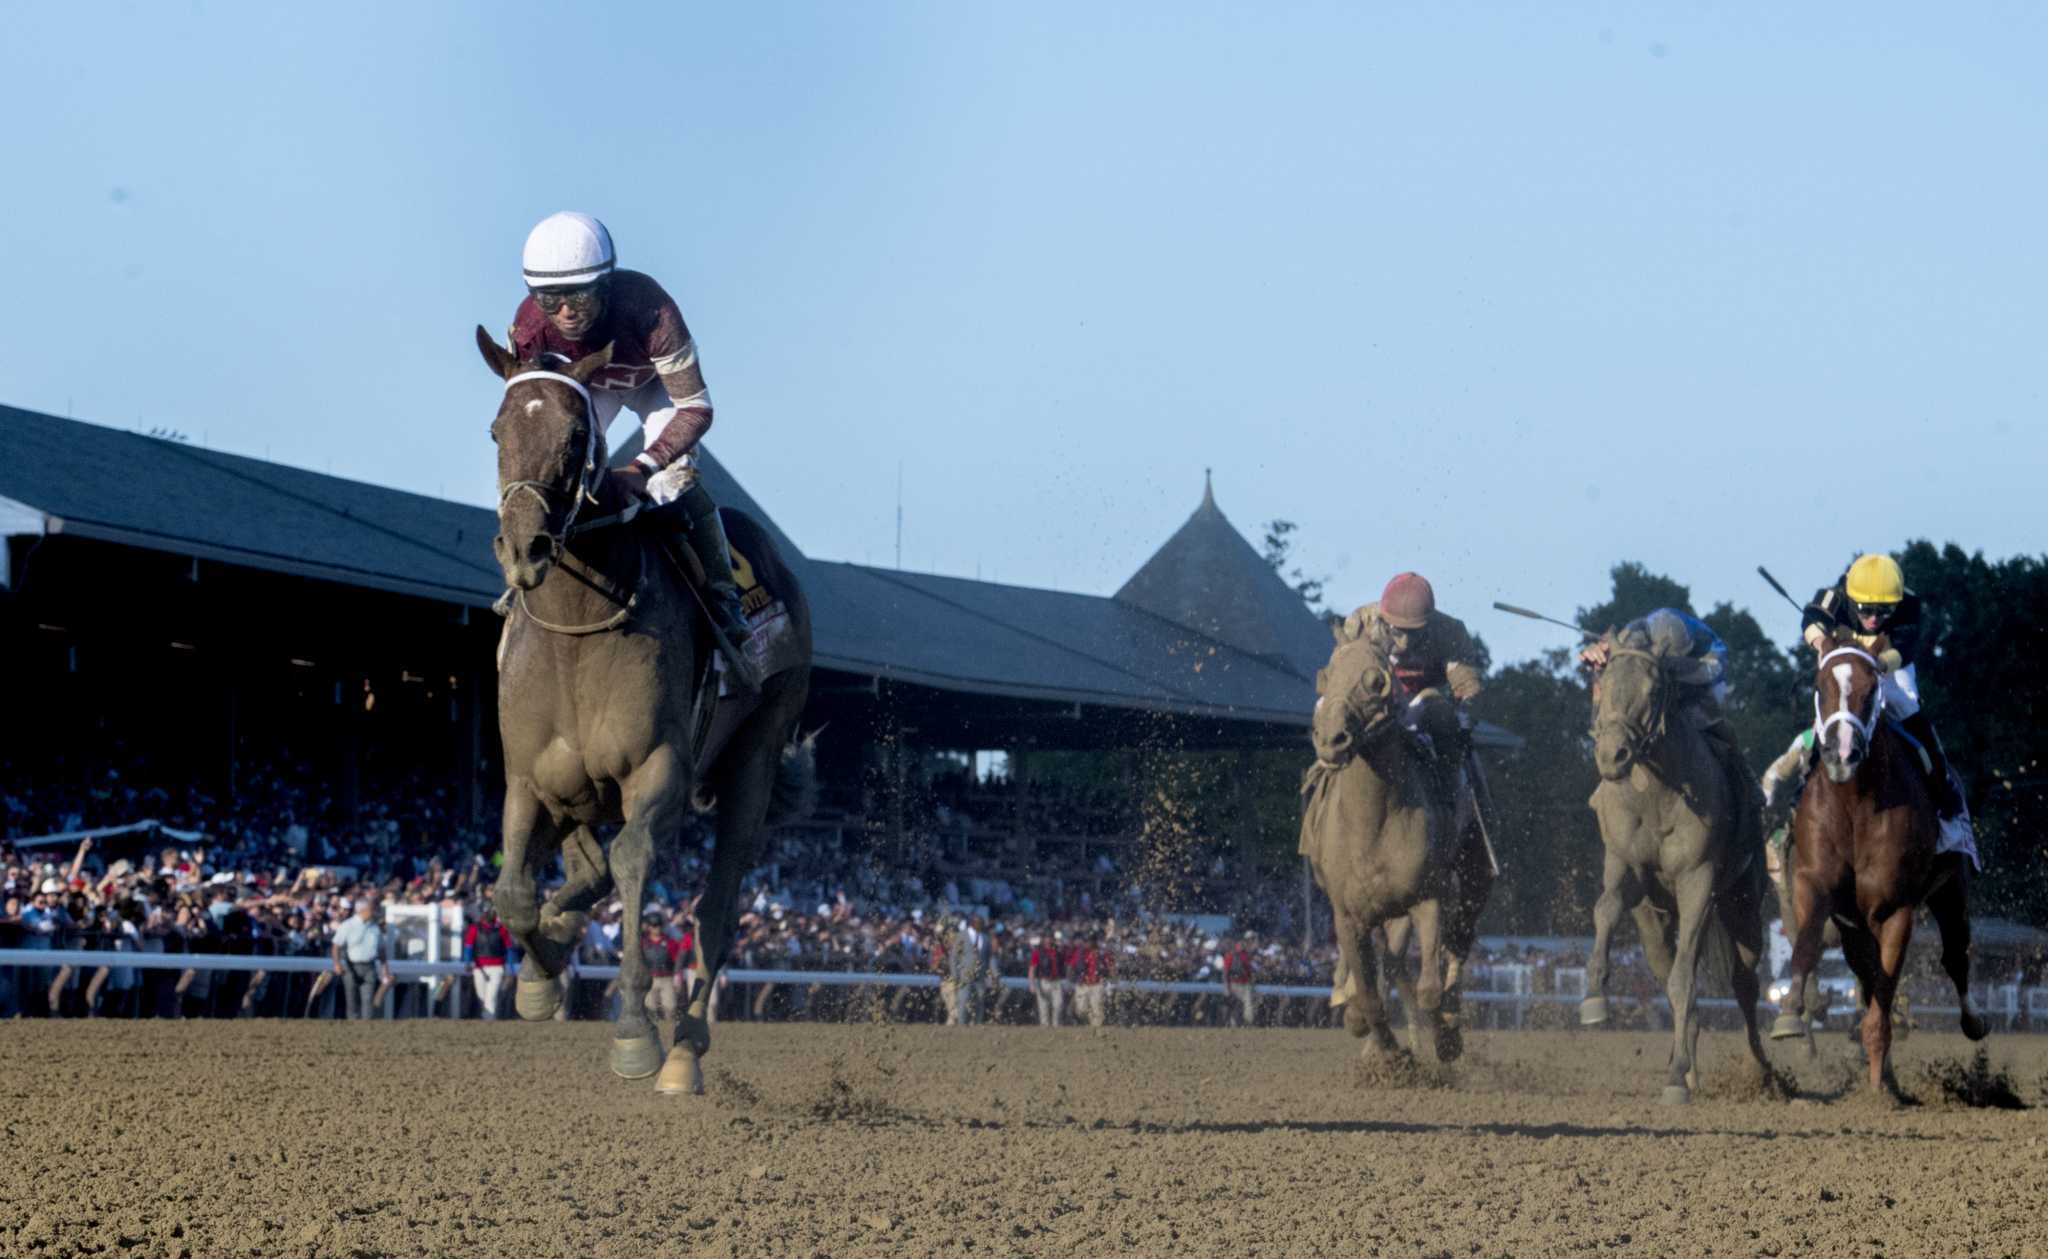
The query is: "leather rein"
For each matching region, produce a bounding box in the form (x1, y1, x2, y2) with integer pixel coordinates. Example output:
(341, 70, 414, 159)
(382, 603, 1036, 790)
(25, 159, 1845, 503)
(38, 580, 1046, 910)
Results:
(495, 370, 642, 635)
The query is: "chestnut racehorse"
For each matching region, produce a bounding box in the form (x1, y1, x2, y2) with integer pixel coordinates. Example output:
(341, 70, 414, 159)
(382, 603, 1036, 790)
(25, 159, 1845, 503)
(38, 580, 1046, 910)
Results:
(1771, 635, 1986, 1092)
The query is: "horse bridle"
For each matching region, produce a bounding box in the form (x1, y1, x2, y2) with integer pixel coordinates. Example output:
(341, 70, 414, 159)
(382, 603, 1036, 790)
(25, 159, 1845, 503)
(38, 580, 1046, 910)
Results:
(496, 369, 602, 562)
(1812, 645, 1885, 750)
(1591, 646, 1670, 758)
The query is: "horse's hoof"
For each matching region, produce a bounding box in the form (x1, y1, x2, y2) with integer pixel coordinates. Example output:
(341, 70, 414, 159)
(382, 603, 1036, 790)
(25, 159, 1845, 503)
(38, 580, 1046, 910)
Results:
(1435, 1024, 1464, 1064)
(1660, 1084, 1692, 1106)
(656, 1048, 705, 1096)
(1768, 1013, 1807, 1041)
(610, 1034, 663, 1081)
(515, 974, 562, 1021)
(1960, 1012, 1989, 1042)
(1578, 997, 1609, 1026)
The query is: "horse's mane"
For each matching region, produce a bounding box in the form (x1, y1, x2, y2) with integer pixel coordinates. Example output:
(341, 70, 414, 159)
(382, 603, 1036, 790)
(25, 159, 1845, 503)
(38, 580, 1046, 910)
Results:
(1613, 624, 1655, 655)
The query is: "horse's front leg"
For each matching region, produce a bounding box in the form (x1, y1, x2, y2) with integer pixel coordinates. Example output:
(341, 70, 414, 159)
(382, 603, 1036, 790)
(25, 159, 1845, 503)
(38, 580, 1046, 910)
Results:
(1661, 862, 1715, 1104)
(1865, 908, 1915, 1095)
(494, 781, 567, 1021)
(1337, 912, 1399, 1060)
(1581, 847, 1636, 1026)
(609, 743, 688, 1081)
(1407, 899, 1460, 1063)
(539, 822, 612, 951)
(1772, 866, 1833, 1043)
(1927, 859, 1988, 1041)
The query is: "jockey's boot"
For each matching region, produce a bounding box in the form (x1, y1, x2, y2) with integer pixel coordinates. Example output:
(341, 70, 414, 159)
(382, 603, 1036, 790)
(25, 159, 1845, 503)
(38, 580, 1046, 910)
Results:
(1699, 715, 1746, 797)
(1897, 712, 1965, 821)
(677, 482, 761, 691)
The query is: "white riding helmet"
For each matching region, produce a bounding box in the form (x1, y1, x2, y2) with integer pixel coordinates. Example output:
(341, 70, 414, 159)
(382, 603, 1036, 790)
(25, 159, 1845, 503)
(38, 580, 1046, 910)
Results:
(522, 212, 616, 287)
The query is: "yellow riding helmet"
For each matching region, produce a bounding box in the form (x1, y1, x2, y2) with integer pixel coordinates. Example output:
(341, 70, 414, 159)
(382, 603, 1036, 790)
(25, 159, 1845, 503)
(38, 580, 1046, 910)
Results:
(1845, 553, 1905, 606)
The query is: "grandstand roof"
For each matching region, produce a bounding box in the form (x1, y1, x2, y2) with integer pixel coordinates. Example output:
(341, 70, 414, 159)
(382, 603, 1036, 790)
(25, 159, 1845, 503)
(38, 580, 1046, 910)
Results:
(1114, 471, 1334, 681)
(0, 405, 1516, 742)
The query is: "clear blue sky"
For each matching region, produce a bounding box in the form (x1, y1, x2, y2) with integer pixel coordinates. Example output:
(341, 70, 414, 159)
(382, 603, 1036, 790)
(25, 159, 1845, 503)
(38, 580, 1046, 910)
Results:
(3, 3, 2042, 665)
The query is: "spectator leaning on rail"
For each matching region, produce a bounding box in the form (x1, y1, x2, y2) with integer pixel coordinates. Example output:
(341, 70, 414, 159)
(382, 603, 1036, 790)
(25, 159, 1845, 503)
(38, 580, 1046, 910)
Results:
(330, 896, 387, 1020)
(463, 902, 512, 1020)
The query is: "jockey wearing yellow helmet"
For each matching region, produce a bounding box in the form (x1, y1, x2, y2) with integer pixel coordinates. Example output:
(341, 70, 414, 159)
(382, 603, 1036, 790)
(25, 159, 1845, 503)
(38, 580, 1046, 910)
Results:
(1800, 554, 1967, 831)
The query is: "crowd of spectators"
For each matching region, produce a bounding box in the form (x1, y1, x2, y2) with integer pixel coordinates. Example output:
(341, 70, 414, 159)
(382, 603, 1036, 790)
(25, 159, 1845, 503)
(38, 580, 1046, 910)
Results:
(7, 754, 2034, 1028)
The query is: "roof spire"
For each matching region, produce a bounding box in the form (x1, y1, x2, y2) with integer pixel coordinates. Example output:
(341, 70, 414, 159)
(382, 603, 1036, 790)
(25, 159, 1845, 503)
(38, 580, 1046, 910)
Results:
(1202, 467, 1215, 510)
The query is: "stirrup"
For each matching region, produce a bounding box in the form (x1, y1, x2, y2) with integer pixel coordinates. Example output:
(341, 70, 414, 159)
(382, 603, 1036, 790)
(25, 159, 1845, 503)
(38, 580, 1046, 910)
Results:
(707, 596, 762, 691)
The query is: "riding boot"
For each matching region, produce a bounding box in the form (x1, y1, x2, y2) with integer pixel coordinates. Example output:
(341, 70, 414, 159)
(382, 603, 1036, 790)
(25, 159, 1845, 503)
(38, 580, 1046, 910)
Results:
(1897, 712, 1964, 820)
(676, 482, 761, 690)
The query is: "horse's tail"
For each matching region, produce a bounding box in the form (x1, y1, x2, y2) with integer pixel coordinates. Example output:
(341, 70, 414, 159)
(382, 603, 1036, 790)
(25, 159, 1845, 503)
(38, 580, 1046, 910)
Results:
(1707, 836, 1769, 995)
(765, 726, 820, 826)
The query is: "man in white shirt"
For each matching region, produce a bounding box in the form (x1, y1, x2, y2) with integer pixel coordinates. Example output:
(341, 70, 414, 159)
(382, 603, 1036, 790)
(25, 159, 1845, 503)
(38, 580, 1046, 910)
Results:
(329, 897, 387, 1020)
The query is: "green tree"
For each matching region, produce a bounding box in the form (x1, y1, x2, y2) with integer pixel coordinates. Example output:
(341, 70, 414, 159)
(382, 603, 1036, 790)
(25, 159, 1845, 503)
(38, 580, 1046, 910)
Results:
(1893, 541, 2048, 923)
(1260, 518, 1328, 616)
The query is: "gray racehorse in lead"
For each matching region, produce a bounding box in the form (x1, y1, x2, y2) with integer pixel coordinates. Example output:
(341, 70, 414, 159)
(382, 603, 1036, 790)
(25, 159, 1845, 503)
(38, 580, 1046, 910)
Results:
(477, 327, 813, 1094)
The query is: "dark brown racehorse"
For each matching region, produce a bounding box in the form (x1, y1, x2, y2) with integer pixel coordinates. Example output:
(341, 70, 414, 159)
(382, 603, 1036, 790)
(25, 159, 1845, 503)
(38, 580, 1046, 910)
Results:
(1771, 635, 1986, 1092)
(477, 328, 813, 1095)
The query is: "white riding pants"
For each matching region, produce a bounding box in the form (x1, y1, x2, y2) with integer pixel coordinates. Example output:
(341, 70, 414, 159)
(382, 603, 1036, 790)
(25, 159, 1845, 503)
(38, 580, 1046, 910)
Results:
(1880, 663, 1922, 719)
(470, 964, 504, 1019)
(593, 377, 698, 505)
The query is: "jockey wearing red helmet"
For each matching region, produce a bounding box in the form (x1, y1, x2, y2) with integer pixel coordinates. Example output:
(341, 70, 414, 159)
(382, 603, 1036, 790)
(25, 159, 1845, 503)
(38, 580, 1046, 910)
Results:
(1319, 572, 1493, 956)
(1341, 573, 1484, 705)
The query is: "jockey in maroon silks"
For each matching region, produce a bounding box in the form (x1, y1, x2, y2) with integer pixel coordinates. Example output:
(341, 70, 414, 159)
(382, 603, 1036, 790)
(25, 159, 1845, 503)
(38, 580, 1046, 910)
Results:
(509, 211, 750, 656)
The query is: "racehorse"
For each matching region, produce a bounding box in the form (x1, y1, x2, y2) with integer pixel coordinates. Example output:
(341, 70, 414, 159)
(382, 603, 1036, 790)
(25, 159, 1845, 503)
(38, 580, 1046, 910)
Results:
(1300, 636, 1488, 1064)
(477, 328, 813, 1094)
(1771, 635, 1985, 1093)
(1582, 625, 1771, 1103)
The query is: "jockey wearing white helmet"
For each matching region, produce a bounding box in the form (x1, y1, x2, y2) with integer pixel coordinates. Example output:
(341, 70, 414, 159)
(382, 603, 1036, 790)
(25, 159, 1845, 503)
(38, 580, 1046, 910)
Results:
(512, 212, 751, 657)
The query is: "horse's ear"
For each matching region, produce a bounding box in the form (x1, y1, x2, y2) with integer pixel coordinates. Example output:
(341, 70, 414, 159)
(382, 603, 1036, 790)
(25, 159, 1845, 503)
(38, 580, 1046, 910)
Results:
(565, 341, 615, 385)
(476, 325, 517, 380)
(1814, 632, 1838, 657)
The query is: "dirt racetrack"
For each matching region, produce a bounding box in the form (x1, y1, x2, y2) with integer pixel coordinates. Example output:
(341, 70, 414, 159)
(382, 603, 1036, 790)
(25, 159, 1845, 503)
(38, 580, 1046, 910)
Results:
(3, 1020, 2045, 1258)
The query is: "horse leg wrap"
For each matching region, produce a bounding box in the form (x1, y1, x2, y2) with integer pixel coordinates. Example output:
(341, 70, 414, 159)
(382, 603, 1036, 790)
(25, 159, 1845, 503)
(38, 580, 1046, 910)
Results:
(515, 970, 563, 1021)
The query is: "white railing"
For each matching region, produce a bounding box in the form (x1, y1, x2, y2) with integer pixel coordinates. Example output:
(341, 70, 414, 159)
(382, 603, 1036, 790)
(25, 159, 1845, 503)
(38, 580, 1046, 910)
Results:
(3, 950, 2035, 1029)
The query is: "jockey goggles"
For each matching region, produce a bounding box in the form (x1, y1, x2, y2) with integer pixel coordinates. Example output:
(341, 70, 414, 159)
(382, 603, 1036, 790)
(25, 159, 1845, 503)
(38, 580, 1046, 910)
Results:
(1850, 599, 1899, 624)
(529, 282, 604, 315)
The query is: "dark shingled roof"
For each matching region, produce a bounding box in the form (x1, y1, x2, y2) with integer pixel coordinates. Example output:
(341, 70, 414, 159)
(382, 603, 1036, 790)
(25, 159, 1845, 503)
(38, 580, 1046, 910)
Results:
(0, 403, 794, 609)
(0, 406, 1307, 724)
(0, 405, 1515, 743)
(1114, 472, 1333, 682)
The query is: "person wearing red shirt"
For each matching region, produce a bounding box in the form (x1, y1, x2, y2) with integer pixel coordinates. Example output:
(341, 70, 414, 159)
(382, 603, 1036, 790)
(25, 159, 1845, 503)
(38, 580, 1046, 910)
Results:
(1028, 932, 1068, 1027)
(1222, 936, 1258, 1028)
(1070, 935, 1111, 1028)
(462, 903, 513, 1020)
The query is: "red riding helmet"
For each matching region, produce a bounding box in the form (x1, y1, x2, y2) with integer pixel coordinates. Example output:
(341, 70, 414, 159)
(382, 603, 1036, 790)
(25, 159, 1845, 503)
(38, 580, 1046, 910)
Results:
(1379, 572, 1436, 630)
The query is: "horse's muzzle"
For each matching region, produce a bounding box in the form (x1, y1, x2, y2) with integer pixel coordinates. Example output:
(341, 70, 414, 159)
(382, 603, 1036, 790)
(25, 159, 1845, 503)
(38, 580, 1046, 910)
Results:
(1594, 737, 1634, 782)
(493, 531, 555, 591)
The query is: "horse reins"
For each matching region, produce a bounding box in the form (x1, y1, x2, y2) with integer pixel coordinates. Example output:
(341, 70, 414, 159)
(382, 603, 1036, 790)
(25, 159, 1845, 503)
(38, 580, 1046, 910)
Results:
(1591, 646, 1669, 751)
(1812, 644, 1885, 748)
(497, 370, 604, 558)
(496, 369, 640, 635)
